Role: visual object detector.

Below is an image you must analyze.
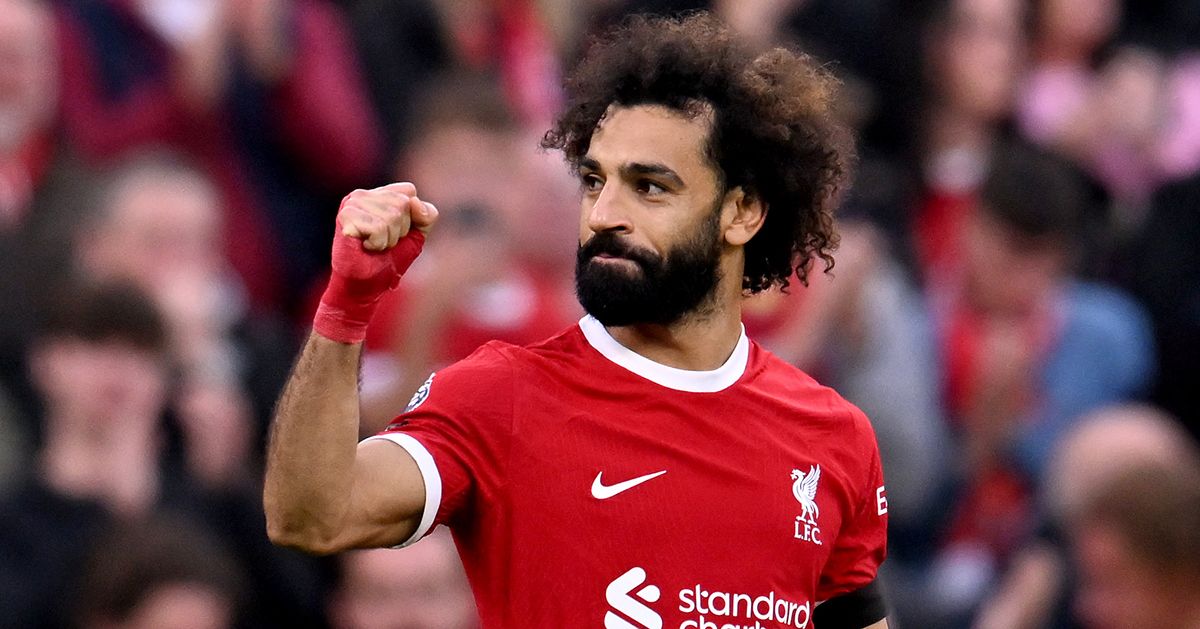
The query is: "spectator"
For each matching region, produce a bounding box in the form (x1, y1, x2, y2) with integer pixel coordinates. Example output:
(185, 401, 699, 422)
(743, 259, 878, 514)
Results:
(944, 146, 1154, 481)
(74, 152, 296, 485)
(1018, 0, 1200, 207)
(902, 145, 1155, 628)
(53, 0, 384, 309)
(330, 530, 478, 629)
(75, 514, 246, 629)
(976, 403, 1200, 629)
(1072, 463, 1200, 629)
(904, 0, 1028, 284)
(0, 282, 173, 627)
(0, 282, 325, 628)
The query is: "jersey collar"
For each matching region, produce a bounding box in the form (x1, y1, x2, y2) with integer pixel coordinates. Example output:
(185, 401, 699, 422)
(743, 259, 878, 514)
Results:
(578, 315, 750, 393)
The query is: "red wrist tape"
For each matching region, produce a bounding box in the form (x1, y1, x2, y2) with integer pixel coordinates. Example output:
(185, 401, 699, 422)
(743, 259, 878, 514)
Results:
(313, 229, 425, 344)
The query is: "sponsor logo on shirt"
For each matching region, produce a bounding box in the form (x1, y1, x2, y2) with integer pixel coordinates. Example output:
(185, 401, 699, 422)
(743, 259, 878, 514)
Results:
(790, 465, 822, 545)
(606, 567, 812, 629)
(606, 567, 662, 629)
(404, 373, 435, 412)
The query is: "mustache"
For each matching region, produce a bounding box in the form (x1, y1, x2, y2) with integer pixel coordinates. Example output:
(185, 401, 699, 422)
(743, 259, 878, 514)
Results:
(577, 232, 660, 270)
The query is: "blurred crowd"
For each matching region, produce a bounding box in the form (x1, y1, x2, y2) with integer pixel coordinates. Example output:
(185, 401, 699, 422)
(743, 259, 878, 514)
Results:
(0, 0, 1197, 627)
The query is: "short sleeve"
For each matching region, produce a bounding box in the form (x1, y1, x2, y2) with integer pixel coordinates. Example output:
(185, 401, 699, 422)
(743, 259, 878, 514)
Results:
(362, 343, 514, 546)
(817, 409, 889, 601)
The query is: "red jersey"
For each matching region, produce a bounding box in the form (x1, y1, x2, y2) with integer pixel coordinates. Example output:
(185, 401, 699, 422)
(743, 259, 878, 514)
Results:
(367, 316, 888, 629)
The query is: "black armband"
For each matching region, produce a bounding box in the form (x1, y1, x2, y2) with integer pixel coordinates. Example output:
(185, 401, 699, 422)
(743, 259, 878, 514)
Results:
(812, 580, 887, 628)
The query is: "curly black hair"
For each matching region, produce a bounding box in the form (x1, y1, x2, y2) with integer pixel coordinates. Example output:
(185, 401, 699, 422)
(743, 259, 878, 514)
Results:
(542, 11, 851, 292)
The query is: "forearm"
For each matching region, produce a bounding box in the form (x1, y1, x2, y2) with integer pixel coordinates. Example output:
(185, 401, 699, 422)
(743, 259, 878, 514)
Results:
(265, 183, 435, 552)
(264, 332, 363, 551)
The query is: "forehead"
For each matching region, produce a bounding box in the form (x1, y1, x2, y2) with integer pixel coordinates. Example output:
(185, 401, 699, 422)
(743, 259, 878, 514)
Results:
(586, 104, 713, 172)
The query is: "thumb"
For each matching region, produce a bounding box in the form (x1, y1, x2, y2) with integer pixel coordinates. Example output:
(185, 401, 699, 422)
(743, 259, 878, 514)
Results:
(409, 197, 439, 235)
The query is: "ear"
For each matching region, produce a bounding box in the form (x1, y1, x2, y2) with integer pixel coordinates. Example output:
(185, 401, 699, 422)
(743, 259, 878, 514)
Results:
(721, 187, 766, 247)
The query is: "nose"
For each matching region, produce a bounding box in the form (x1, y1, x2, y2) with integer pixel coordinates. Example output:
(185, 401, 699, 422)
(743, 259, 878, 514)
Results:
(585, 182, 633, 235)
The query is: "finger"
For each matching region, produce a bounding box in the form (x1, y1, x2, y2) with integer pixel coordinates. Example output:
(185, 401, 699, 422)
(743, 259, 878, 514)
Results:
(342, 221, 364, 238)
(381, 181, 418, 197)
(410, 198, 439, 235)
(364, 209, 393, 251)
(339, 206, 374, 239)
(340, 201, 380, 230)
(384, 207, 412, 249)
(365, 195, 410, 249)
(342, 207, 389, 251)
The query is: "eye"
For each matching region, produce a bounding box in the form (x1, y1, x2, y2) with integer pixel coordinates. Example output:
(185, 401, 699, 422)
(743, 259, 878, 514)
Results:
(580, 173, 603, 193)
(636, 179, 666, 196)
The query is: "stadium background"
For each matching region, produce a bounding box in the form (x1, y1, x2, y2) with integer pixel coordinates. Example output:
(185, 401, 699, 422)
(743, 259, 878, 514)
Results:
(0, 0, 1197, 627)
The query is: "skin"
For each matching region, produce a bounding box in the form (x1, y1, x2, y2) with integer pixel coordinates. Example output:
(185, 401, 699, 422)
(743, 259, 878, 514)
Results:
(0, 0, 56, 154)
(31, 338, 167, 517)
(262, 104, 889, 628)
(264, 182, 436, 553)
(1074, 524, 1200, 629)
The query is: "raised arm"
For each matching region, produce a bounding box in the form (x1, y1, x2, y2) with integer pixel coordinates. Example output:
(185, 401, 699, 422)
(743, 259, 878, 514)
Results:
(264, 183, 438, 554)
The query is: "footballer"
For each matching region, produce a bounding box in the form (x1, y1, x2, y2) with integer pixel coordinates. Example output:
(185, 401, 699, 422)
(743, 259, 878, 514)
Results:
(266, 12, 889, 629)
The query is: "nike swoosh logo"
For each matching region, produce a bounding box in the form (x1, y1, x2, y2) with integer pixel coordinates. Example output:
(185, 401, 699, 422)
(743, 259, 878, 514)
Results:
(591, 470, 667, 499)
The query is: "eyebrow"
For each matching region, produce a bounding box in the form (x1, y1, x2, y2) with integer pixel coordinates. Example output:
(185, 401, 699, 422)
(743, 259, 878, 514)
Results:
(579, 157, 686, 189)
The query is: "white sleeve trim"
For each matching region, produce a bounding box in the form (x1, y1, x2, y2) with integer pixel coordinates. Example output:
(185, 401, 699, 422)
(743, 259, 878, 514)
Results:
(363, 432, 442, 547)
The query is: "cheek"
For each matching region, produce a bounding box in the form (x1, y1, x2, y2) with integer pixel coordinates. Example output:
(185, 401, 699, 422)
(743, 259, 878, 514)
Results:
(578, 200, 591, 242)
(39, 349, 101, 402)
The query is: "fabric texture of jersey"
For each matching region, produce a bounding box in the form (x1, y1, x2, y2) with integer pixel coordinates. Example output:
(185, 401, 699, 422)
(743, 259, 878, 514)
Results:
(367, 316, 888, 629)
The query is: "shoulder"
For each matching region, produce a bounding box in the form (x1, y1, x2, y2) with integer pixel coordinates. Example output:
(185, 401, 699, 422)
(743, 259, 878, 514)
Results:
(749, 342, 880, 449)
(752, 344, 872, 421)
(473, 321, 592, 372)
(1065, 282, 1150, 326)
(417, 323, 585, 398)
(1059, 282, 1153, 351)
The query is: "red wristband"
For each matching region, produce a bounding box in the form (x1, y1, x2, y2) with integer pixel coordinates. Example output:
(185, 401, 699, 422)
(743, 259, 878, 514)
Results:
(313, 229, 425, 344)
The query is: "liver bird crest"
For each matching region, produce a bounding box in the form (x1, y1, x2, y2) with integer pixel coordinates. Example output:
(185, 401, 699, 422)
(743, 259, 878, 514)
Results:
(790, 465, 820, 522)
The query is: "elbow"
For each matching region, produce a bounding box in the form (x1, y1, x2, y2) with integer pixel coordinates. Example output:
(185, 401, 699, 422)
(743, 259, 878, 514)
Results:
(265, 518, 343, 556)
(264, 505, 346, 556)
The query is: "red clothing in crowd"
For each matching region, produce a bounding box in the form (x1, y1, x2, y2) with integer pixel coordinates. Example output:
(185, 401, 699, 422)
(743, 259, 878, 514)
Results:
(53, 0, 383, 309)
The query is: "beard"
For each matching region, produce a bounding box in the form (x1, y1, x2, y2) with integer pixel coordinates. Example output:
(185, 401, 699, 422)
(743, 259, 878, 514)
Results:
(575, 205, 723, 327)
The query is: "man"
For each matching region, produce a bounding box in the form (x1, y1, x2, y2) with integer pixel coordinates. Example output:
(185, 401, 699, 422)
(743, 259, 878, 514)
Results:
(976, 404, 1200, 629)
(0, 282, 324, 628)
(330, 530, 477, 629)
(1072, 463, 1200, 629)
(74, 514, 246, 629)
(1, 282, 173, 627)
(266, 13, 889, 629)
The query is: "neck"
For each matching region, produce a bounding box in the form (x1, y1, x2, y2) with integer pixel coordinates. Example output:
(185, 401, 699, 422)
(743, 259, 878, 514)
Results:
(605, 266, 744, 371)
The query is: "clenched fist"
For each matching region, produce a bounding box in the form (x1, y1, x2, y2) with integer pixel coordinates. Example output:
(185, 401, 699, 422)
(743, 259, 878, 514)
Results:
(313, 183, 440, 343)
